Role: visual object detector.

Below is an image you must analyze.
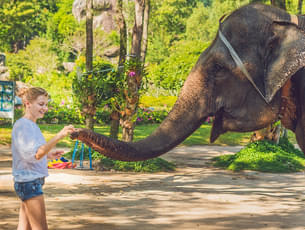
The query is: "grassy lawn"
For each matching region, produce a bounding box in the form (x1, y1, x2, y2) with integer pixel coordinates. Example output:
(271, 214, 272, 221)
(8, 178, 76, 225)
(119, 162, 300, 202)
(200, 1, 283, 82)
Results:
(213, 138, 305, 173)
(0, 123, 297, 149)
(2, 123, 301, 173)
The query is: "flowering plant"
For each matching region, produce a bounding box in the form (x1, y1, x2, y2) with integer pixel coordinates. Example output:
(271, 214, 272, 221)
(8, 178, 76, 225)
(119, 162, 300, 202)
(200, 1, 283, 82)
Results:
(128, 71, 136, 77)
(135, 107, 168, 124)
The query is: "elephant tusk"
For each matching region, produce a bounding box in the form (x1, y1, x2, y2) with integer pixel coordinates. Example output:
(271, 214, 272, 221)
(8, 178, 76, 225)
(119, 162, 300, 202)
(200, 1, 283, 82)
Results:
(290, 14, 298, 26)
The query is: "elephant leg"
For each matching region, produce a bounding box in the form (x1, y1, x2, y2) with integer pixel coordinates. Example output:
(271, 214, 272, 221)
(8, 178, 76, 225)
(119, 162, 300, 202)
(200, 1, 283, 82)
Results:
(292, 68, 305, 154)
(295, 119, 305, 153)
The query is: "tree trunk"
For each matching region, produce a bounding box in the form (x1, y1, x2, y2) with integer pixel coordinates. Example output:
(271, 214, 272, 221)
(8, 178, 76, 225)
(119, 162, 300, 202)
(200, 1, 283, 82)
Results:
(298, 0, 303, 14)
(116, 0, 127, 81)
(271, 0, 286, 10)
(85, 0, 95, 130)
(85, 113, 94, 130)
(86, 0, 93, 72)
(249, 0, 265, 3)
(110, 111, 120, 139)
(109, 0, 127, 139)
(141, 0, 150, 64)
(121, 0, 146, 142)
(130, 1, 144, 57)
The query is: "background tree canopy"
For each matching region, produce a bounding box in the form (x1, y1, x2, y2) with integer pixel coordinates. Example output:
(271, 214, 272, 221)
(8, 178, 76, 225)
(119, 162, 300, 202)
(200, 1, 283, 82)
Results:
(1, 0, 304, 102)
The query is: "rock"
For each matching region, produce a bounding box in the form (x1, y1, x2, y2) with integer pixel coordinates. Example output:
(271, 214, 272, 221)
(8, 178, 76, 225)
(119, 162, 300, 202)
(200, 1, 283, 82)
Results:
(104, 46, 120, 58)
(0, 72, 9, 81)
(72, 0, 117, 32)
(63, 62, 76, 72)
(0, 66, 9, 80)
(0, 66, 8, 74)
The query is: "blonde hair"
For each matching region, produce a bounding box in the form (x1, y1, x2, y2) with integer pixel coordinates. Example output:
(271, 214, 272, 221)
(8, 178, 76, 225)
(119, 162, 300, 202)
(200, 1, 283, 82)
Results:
(18, 87, 49, 107)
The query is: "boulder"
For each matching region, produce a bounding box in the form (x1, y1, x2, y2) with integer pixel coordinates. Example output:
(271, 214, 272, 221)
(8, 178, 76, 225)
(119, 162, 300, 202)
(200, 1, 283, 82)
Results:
(63, 62, 76, 73)
(0, 66, 9, 81)
(72, 0, 117, 32)
(104, 46, 120, 58)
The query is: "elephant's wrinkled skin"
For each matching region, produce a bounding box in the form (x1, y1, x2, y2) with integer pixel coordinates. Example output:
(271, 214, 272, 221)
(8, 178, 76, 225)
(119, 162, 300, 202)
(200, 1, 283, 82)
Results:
(71, 3, 305, 161)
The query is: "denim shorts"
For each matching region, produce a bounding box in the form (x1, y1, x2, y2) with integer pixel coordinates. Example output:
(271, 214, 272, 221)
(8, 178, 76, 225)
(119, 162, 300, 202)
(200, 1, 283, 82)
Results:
(14, 178, 45, 201)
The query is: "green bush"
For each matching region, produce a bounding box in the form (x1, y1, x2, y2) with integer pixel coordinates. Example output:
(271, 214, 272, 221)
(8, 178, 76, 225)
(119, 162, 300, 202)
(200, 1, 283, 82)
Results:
(15, 103, 167, 125)
(213, 137, 305, 173)
(7, 37, 60, 81)
(14, 95, 177, 126)
(96, 156, 176, 172)
(42, 104, 83, 124)
(135, 95, 177, 124)
(14, 102, 114, 125)
(63, 146, 176, 173)
(95, 109, 112, 124)
(147, 40, 209, 94)
(136, 108, 168, 124)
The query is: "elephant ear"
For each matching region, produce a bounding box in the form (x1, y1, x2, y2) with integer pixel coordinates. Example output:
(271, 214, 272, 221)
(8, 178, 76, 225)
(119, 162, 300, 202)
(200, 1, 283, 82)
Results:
(265, 21, 305, 102)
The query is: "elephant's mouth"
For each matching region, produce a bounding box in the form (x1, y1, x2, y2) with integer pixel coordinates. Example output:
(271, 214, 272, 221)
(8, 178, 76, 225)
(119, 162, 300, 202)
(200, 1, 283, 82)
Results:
(210, 108, 226, 143)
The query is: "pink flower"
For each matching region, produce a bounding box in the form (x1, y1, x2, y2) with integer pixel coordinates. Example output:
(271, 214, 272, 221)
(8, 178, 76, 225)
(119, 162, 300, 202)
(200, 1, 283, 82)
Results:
(128, 71, 136, 77)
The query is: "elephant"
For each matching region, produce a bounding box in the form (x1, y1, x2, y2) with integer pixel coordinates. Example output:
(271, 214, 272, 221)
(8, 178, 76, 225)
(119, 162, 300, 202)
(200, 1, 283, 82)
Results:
(71, 3, 305, 161)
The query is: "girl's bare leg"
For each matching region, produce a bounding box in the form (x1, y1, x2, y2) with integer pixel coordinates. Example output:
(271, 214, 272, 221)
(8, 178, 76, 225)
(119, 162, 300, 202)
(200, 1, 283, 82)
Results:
(23, 195, 48, 230)
(17, 202, 31, 230)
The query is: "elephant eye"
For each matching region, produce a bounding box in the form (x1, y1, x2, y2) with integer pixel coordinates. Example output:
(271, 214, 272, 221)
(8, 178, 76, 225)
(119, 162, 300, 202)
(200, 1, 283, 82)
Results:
(213, 63, 223, 73)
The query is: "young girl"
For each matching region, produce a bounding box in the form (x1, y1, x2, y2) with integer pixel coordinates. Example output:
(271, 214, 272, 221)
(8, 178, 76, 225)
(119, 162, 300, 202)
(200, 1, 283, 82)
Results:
(11, 87, 75, 230)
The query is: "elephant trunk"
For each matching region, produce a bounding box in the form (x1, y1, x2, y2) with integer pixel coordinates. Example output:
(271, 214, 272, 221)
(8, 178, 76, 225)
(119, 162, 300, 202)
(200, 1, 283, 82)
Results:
(71, 66, 210, 161)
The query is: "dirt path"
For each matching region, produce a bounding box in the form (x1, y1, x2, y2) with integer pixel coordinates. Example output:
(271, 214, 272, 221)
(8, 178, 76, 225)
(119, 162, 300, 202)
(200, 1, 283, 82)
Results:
(1, 145, 305, 230)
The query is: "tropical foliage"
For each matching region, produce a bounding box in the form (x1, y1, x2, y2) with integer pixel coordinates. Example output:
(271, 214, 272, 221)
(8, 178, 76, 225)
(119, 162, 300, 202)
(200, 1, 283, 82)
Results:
(1, 0, 304, 125)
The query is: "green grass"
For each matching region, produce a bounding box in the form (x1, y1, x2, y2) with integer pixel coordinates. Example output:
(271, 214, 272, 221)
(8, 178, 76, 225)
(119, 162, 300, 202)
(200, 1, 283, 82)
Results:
(1, 123, 256, 147)
(182, 124, 252, 146)
(213, 137, 305, 173)
(97, 156, 176, 172)
(1, 123, 254, 173)
(0, 123, 12, 145)
(63, 147, 176, 173)
(1, 123, 297, 147)
(2, 123, 302, 173)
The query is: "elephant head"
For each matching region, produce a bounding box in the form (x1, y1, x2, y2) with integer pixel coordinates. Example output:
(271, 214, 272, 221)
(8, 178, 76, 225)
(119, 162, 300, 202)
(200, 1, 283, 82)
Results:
(71, 3, 305, 161)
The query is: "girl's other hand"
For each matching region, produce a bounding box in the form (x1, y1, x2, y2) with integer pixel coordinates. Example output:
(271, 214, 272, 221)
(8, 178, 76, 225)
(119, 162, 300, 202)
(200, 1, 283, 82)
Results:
(48, 149, 65, 159)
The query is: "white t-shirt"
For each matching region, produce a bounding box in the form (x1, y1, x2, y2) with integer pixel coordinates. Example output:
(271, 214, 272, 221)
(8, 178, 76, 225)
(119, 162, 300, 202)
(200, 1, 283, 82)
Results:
(11, 117, 48, 182)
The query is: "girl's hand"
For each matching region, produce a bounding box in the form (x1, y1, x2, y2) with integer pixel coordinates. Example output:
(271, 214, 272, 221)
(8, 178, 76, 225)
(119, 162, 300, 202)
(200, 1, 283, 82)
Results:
(58, 125, 75, 139)
(48, 149, 65, 160)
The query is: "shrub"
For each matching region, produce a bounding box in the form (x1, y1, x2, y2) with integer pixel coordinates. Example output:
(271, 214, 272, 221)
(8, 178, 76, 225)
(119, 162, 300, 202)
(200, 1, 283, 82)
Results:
(63, 146, 176, 173)
(13, 102, 115, 125)
(135, 107, 168, 124)
(96, 156, 176, 172)
(40, 103, 79, 124)
(213, 137, 305, 173)
(95, 109, 111, 124)
(13, 95, 174, 125)
(135, 95, 177, 124)
(147, 40, 210, 94)
(7, 37, 60, 81)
